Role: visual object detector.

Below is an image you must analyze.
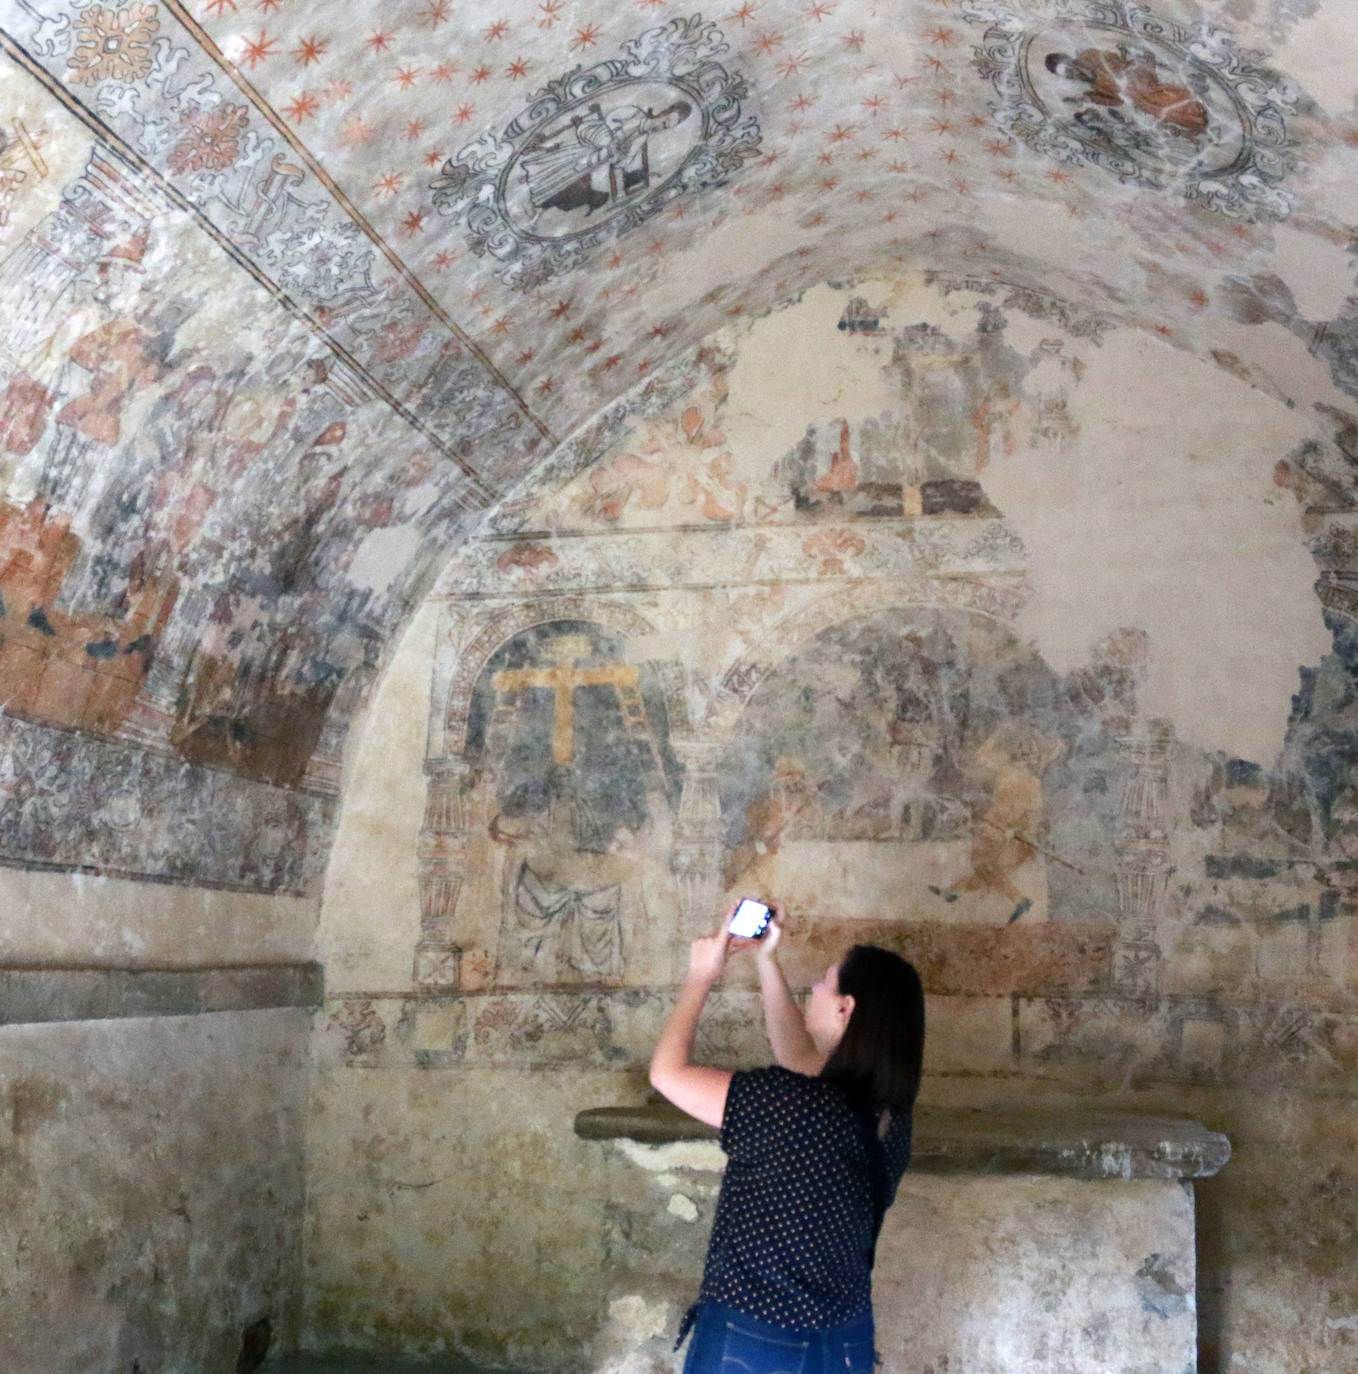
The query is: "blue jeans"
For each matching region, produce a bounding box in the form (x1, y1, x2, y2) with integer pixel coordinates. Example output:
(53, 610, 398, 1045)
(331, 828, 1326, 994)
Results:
(681, 1302, 877, 1374)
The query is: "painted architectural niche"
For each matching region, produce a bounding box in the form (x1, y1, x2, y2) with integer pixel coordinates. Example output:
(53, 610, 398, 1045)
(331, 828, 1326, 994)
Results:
(417, 603, 689, 990)
(965, 0, 1298, 219)
(429, 14, 762, 287)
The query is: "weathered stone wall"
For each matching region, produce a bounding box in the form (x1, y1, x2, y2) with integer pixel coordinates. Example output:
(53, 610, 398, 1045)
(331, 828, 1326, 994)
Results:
(0, 1008, 310, 1374)
(0, 824, 319, 1371)
(309, 281, 1358, 1371)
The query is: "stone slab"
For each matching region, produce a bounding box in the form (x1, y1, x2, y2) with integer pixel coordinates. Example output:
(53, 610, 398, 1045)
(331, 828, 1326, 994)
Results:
(0, 962, 323, 1025)
(574, 1101, 1230, 1179)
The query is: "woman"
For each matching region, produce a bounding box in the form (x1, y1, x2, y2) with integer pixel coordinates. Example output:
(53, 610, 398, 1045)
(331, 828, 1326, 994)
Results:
(649, 903, 925, 1373)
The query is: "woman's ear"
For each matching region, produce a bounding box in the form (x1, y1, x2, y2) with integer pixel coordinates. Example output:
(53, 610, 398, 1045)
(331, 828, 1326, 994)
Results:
(837, 993, 855, 1024)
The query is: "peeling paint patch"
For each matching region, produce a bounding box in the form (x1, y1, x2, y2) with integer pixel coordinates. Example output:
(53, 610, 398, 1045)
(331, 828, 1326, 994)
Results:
(1135, 1252, 1192, 1320)
(612, 1138, 726, 1174)
(606, 1293, 671, 1343)
(666, 1193, 699, 1222)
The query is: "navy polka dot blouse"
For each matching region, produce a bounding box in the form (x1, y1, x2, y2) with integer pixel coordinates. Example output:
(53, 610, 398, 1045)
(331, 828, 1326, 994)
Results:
(692, 1065, 912, 1331)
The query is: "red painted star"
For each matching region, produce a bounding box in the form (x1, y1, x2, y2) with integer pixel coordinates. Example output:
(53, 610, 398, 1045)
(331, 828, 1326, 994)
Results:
(239, 30, 278, 67)
(402, 209, 428, 235)
(283, 90, 319, 123)
(571, 24, 601, 48)
(484, 19, 511, 39)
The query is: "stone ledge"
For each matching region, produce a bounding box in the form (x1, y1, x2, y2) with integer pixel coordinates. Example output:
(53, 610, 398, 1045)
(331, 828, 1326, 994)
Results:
(574, 1102, 1230, 1180)
(0, 962, 324, 1025)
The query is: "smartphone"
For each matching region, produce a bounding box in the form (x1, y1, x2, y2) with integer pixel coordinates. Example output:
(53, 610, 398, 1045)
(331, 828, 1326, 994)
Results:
(728, 898, 772, 940)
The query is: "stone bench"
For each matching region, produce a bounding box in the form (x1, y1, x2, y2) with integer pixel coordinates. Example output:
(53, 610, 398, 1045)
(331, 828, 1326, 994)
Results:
(575, 1102, 1230, 1374)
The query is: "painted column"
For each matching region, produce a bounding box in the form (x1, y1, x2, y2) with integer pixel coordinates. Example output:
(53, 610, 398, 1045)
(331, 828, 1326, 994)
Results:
(670, 739, 724, 938)
(1113, 719, 1173, 1006)
(413, 755, 473, 988)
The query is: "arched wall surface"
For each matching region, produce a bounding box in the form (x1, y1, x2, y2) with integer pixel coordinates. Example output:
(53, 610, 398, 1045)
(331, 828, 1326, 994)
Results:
(7, 0, 1358, 1368)
(310, 282, 1358, 1371)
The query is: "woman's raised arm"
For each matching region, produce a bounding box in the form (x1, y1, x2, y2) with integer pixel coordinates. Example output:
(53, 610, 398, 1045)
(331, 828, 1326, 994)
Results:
(755, 909, 825, 1076)
(648, 931, 733, 1129)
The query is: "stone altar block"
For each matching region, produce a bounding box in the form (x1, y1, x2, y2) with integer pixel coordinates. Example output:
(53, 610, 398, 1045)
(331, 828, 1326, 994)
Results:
(574, 1103, 1230, 1374)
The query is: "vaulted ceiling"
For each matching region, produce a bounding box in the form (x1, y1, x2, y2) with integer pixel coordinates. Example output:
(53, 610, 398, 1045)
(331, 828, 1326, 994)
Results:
(1, 0, 1356, 890)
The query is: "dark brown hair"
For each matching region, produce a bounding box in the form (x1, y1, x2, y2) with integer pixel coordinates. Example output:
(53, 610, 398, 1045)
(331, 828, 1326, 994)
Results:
(819, 945, 925, 1111)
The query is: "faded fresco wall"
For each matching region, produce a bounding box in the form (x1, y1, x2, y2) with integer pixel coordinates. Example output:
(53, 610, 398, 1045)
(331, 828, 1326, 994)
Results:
(310, 279, 1358, 1372)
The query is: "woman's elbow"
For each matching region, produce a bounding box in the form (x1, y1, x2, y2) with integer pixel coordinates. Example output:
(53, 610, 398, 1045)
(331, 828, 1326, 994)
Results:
(648, 1056, 670, 1096)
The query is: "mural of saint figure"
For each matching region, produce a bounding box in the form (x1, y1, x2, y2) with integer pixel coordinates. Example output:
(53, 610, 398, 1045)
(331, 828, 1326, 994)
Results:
(518, 100, 693, 218)
(1046, 46, 1210, 140)
(462, 620, 683, 986)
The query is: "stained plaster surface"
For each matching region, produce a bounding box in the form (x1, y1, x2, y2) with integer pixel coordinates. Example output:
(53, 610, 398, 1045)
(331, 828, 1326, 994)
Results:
(321, 599, 436, 993)
(0, 865, 318, 966)
(0, 1008, 309, 1374)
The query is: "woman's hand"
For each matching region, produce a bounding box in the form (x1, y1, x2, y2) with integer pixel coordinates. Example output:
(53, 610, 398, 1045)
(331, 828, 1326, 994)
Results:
(686, 930, 732, 986)
(754, 900, 786, 963)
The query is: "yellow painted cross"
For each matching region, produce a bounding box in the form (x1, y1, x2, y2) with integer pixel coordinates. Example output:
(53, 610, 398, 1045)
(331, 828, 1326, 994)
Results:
(492, 635, 641, 766)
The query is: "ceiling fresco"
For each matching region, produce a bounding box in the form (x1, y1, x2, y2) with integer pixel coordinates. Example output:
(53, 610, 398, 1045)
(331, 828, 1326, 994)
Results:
(2, 0, 1358, 889)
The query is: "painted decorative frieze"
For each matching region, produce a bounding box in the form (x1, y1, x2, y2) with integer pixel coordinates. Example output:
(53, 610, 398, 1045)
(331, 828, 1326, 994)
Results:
(0, 712, 329, 892)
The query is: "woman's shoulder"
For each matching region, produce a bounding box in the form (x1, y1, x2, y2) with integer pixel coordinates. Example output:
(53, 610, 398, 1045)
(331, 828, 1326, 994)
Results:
(730, 1064, 860, 1116)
